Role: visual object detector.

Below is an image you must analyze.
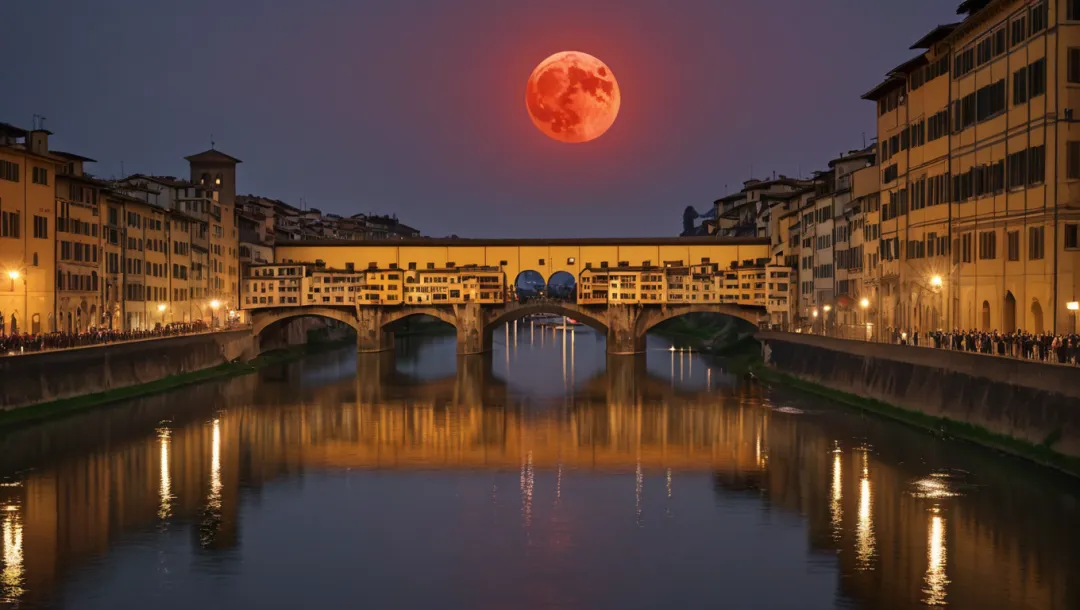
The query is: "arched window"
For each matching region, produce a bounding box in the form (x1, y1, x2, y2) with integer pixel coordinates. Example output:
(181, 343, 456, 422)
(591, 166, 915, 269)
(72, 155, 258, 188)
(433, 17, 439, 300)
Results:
(201, 172, 210, 185)
(215, 172, 223, 186)
(31, 313, 40, 334)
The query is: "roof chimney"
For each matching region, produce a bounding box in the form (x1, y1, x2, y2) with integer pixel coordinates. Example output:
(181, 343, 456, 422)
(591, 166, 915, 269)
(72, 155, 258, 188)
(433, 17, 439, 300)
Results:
(28, 129, 50, 156)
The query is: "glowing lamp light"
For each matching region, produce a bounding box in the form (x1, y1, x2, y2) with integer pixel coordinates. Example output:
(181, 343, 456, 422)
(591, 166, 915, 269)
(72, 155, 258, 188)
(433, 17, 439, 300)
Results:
(823, 305, 832, 313)
(7, 270, 19, 281)
(860, 298, 870, 309)
(812, 310, 819, 318)
(210, 300, 221, 310)
(930, 275, 943, 288)
(1068, 301, 1080, 311)
(157, 303, 167, 312)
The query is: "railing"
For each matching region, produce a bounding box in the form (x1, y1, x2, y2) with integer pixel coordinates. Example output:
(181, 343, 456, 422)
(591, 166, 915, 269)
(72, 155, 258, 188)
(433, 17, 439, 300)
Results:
(0, 322, 249, 357)
(767, 323, 1080, 367)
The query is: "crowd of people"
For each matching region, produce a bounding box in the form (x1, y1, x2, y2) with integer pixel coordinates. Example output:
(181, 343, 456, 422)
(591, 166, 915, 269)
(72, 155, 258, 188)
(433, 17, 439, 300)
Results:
(0, 320, 215, 355)
(885, 327, 1080, 365)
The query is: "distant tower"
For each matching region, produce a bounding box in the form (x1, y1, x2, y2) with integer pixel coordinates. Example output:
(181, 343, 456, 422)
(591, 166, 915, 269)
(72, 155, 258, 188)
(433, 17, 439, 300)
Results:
(185, 148, 242, 206)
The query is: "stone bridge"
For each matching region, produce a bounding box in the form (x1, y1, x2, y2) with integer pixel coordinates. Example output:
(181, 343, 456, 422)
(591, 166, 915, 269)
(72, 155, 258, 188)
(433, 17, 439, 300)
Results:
(251, 301, 766, 355)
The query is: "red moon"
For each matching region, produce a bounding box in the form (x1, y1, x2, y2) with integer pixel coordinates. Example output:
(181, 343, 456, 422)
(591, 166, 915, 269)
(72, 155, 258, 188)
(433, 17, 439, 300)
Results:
(525, 51, 621, 144)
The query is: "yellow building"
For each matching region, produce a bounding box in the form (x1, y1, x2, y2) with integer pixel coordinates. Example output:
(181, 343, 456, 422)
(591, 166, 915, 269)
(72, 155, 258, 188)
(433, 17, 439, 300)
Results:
(54, 150, 106, 333)
(0, 123, 60, 335)
(187, 150, 241, 320)
(864, 0, 1080, 333)
(167, 210, 197, 322)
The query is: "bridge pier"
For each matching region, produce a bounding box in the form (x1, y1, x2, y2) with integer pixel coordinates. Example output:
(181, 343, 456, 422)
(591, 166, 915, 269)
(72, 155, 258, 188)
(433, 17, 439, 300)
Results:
(607, 304, 645, 355)
(456, 303, 491, 355)
(355, 307, 395, 352)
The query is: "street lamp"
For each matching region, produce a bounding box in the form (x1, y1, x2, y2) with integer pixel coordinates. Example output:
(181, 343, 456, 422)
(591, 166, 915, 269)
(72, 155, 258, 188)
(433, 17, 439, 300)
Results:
(210, 299, 221, 328)
(860, 298, 871, 341)
(1068, 301, 1079, 334)
(7, 269, 26, 334)
(930, 275, 943, 288)
(157, 303, 167, 326)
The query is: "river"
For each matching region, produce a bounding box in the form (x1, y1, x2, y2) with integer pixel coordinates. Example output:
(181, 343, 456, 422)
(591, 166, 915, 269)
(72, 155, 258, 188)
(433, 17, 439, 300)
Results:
(0, 324, 1077, 609)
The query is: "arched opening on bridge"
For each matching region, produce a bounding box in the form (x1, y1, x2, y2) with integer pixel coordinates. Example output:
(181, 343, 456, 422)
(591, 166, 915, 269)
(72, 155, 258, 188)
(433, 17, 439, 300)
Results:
(513, 270, 546, 303)
(646, 311, 758, 349)
(254, 312, 360, 352)
(1003, 291, 1017, 333)
(383, 313, 456, 337)
(546, 271, 576, 302)
(981, 300, 991, 331)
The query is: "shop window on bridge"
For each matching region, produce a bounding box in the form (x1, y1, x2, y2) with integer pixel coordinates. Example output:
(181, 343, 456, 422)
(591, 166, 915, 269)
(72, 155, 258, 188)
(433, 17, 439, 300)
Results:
(538, 259, 545, 266)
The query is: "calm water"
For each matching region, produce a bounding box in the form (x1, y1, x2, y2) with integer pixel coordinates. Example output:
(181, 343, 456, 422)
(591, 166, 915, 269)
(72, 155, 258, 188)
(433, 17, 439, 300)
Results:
(0, 324, 1078, 609)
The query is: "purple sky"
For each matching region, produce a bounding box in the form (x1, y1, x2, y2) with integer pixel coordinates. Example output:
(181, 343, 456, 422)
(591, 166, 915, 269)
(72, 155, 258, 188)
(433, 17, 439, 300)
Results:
(3, 0, 957, 237)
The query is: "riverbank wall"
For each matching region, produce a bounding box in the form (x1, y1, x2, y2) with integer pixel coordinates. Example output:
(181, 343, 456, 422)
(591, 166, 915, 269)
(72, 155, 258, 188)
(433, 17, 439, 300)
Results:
(0, 330, 259, 412)
(757, 332, 1080, 470)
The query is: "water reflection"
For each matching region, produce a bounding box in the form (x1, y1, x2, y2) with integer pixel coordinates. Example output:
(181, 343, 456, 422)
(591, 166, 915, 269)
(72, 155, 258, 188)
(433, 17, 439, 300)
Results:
(924, 508, 949, 606)
(0, 332, 1074, 609)
(855, 449, 875, 570)
(158, 428, 172, 521)
(1, 504, 23, 602)
(830, 446, 843, 541)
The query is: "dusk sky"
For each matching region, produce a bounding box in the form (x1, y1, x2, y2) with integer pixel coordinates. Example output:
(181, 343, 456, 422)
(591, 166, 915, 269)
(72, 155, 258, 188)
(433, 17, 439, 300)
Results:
(4, 0, 957, 238)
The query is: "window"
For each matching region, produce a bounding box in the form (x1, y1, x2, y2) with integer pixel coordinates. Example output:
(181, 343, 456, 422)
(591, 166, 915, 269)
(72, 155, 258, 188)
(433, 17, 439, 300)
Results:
(31, 167, 48, 185)
(1011, 15, 1027, 47)
(927, 108, 950, 142)
(1065, 224, 1079, 249)
(1070, 49, 1080, 83)
(0, 160, 19, 182)
(961, 232, 973, 263)
(975, 80, 1006, 122)
(954, 48, 975, 78)
(1071, 0, 1080, 20)
(1029, 226, 1045, 260)
(1070, 142, 1080, 179)
(32, 215, 47, 239)
(1013, 66, 1028, 105)
(1028, 145, 1046, 185)
(1029, 58, 1046, 98)
(883, 165, 898, 183)
(1007, 145, 1043, 188)
(1030, 2, 1047, 34)
(1007, 231, 1020, 261)
(978, 231, 997, 260)
(0, 210, 20, 238)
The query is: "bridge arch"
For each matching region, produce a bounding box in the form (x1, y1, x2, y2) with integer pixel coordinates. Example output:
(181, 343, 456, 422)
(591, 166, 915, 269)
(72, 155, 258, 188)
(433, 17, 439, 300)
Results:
(514, 270, 546, 301)
(381, 307, 460, 330)
(636, 304, 764, 337)
(546, 271, 577, 301)
(485, 302, 607, 334)
(250, 306, 363, 338)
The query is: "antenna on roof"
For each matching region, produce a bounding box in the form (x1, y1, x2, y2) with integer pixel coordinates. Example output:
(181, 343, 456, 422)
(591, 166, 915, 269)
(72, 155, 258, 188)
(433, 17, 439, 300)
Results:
(862, 132, 867, 148)
(210, 134, 215, 150)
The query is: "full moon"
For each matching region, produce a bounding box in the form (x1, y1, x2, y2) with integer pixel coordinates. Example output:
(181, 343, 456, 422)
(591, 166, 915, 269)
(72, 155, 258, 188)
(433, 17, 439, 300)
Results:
(525, 51, 621, 144)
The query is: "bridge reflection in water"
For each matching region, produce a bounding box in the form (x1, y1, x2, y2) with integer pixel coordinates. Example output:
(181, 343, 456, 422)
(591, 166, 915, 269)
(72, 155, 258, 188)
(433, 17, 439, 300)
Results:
(0, 339, 1077, 609)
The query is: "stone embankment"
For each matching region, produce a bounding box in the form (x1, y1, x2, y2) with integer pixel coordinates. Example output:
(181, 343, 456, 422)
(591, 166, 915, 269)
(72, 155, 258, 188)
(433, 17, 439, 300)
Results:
(757, 332, 1080, 471)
